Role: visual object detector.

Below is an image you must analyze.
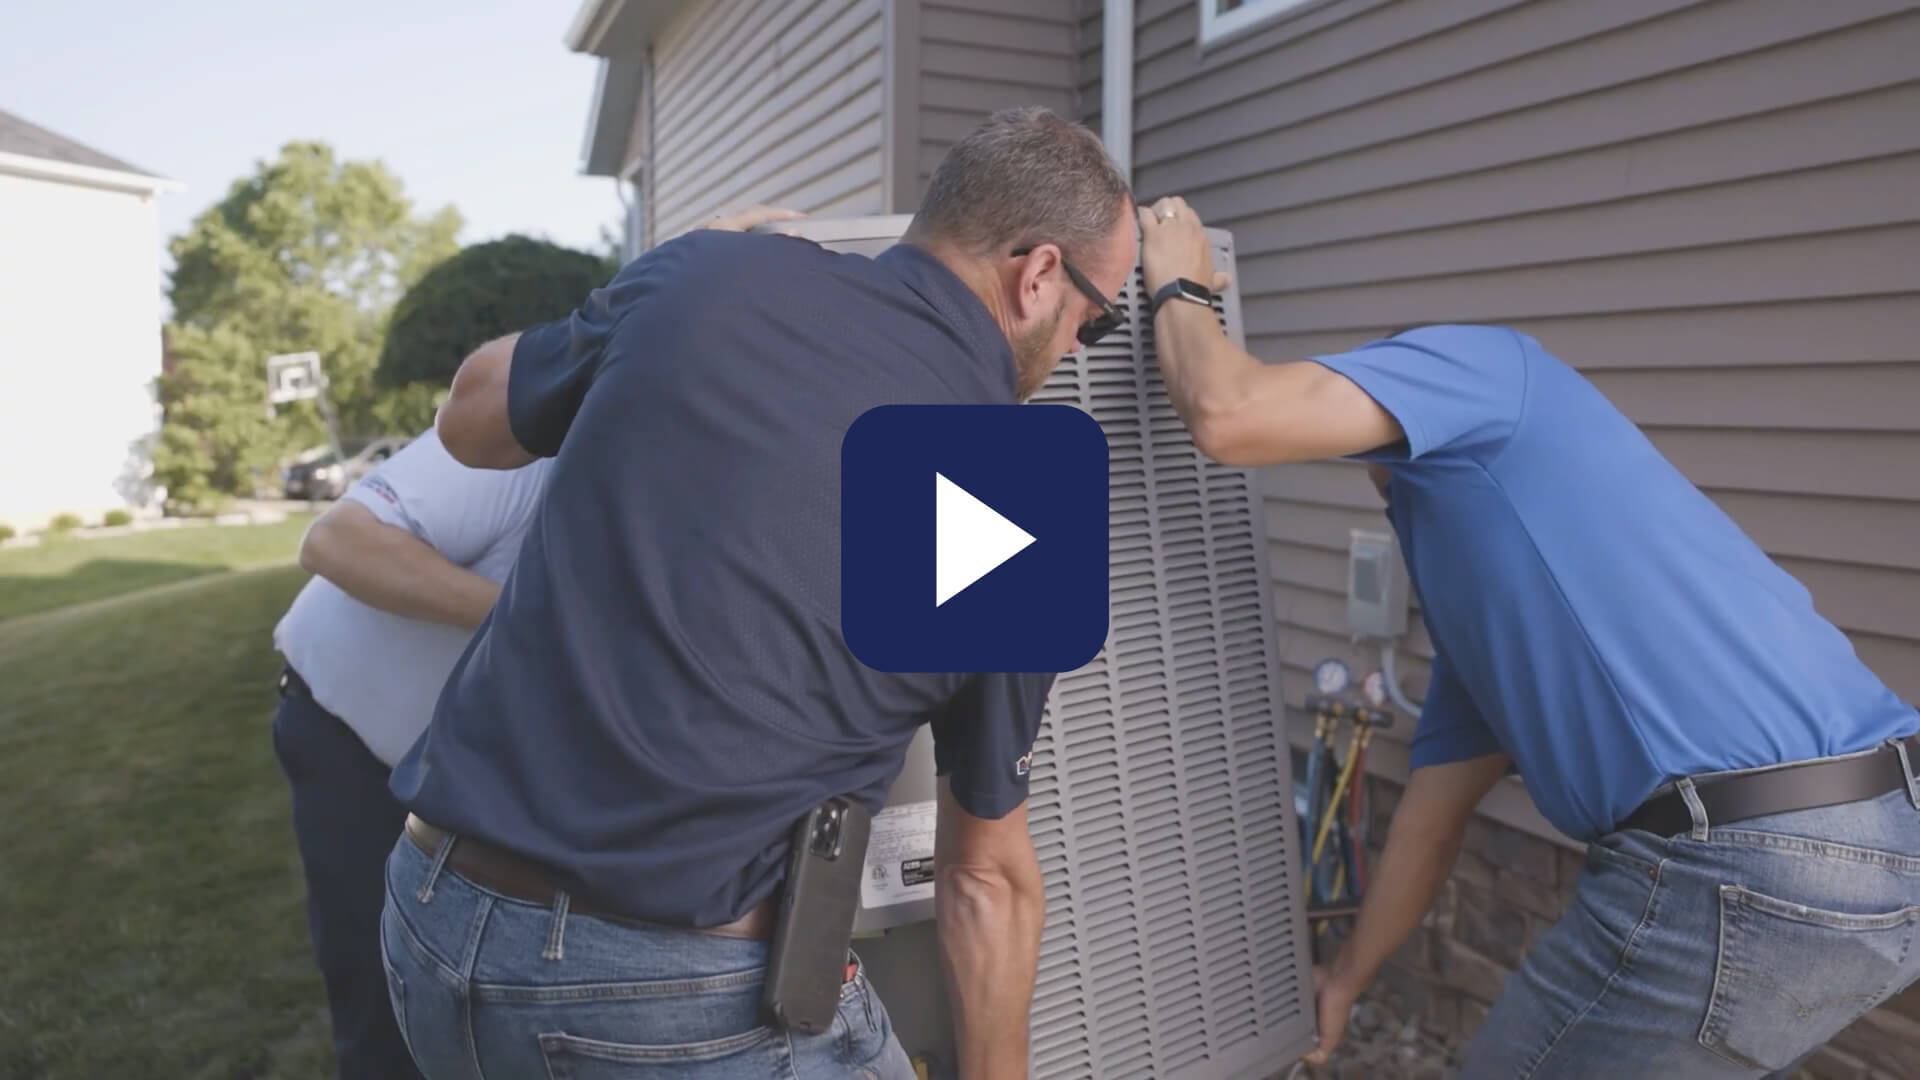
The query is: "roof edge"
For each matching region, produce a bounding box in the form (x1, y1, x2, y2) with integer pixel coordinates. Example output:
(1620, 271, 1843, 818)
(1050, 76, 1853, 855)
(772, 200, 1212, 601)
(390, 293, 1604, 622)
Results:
(581, 58, 644, 177)
(564, 0, 689, 58)
(564, 0, 618, 53)
(0, 150, 183, 195)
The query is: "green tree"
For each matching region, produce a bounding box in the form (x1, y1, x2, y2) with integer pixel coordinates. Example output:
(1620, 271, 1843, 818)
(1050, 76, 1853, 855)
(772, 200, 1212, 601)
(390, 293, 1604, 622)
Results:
(377, 235, 617, 402)
(154, 141, 461, 511)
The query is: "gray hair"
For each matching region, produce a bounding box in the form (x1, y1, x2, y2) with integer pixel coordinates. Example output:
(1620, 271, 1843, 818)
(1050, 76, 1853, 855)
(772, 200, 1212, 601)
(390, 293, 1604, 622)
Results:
(905, 106, 1133, 268)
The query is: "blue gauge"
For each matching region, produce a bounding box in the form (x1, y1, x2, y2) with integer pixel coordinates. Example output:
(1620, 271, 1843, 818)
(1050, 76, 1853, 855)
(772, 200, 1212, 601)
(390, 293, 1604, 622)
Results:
(1313, 658, 1351, 696)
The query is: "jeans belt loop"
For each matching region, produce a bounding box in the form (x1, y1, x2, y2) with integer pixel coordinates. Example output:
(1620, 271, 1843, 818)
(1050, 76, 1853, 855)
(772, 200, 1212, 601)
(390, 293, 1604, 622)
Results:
(543, 890, 572, 962)
(1891, 737, 1920, 812)
(1675, 776, 1710, 841)
(418, 832, 457, 904)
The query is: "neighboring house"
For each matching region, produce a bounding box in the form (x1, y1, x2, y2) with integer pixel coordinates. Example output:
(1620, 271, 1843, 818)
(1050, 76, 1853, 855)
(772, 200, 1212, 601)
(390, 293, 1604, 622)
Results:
(0, 109, 180, 532)
(562, 1, 1920, 1074)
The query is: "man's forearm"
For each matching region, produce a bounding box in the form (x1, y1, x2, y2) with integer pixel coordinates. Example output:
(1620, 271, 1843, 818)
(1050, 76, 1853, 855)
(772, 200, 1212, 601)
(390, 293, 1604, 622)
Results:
(1152, 300, 1258, 438)
(1331, 814, 1466, 988)
(937, 863, 1045, 1079)
(300, 508, 501, 630)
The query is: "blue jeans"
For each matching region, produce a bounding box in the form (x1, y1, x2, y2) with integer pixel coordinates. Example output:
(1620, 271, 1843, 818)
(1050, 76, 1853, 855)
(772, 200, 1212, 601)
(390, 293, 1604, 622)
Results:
(272, 675, 425, 1080)
(380, 829, 918, 1079)
(1460, 773, 1920, 1079)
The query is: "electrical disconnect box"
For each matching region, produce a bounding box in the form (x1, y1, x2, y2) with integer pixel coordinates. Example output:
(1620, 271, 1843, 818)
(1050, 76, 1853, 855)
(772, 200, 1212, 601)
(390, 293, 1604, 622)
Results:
(763, 215, 1316, 1080)
(1347, 528, 1409, 639)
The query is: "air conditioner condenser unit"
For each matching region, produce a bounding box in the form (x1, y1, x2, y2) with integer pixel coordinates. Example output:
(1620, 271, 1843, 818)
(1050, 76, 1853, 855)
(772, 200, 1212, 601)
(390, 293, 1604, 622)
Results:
(761, 215, 1317, 1080)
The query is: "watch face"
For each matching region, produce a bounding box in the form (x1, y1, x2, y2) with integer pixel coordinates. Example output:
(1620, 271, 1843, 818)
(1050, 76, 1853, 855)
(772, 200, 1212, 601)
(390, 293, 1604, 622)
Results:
(1313, 658, 1351, 696)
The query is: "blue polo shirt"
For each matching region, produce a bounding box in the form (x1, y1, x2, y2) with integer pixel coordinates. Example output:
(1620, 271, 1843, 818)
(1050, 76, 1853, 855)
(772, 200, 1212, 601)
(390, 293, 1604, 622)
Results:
(1315, 325, 1917, 841)
(389, 229, 1055, 928)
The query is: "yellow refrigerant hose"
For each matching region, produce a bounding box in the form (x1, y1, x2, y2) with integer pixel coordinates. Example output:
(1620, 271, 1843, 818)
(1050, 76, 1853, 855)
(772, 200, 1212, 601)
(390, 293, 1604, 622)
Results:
(1311, 723, 1368, 866)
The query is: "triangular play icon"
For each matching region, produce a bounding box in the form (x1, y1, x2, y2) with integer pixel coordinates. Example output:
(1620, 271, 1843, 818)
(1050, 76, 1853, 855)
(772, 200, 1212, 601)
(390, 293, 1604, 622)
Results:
(935, 472, 1036, 606)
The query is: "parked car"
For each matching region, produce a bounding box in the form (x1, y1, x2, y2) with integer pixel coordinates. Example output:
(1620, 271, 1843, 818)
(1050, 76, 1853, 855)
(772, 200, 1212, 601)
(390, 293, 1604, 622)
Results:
(282, 436, 411, 500)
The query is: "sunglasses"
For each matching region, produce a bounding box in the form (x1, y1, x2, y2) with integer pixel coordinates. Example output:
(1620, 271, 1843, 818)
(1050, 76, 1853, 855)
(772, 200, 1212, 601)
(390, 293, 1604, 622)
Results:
(1011, 246, 1127, 347)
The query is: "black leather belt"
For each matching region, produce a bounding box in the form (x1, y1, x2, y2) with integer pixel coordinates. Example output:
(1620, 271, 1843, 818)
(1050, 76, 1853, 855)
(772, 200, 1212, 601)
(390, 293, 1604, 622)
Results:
(403, 815, 778, 942)
(1619, 732, 1920, 838)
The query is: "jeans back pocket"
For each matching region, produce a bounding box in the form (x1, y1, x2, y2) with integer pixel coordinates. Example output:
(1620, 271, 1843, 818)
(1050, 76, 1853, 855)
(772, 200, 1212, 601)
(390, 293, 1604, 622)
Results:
(1699, 883, 1920, 1071)
(539, 1026, 786, 1079)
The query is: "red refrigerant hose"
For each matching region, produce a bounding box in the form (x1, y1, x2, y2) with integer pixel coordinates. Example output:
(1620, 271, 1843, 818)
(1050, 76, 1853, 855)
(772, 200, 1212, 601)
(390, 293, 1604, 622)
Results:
(1349, 742, 1368, 894)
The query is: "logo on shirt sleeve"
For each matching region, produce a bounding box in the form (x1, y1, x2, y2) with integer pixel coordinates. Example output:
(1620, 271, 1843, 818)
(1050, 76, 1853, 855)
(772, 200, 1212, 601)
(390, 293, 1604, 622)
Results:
(362, 475, 401, 506)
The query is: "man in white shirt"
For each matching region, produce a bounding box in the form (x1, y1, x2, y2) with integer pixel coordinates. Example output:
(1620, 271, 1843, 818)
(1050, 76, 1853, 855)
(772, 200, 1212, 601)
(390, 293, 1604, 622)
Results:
(270, 427, 551, 1080)
(269, 204, 803, 1079)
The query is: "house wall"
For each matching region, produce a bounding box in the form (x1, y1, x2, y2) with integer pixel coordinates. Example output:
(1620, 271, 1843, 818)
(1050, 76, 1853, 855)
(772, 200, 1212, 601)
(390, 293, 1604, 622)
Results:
(0, 171, 163, 531)
(1081, 0, 1920, 1073)
(1093, 0, 1920, 752)
(906, 0, 1081, 204)
(643, 0, 890, 244)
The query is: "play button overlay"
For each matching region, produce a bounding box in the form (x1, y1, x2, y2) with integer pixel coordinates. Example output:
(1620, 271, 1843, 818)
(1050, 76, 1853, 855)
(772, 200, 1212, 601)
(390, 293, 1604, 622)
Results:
(843, 404, 1108, 673)
(935, 473, 1035, 606)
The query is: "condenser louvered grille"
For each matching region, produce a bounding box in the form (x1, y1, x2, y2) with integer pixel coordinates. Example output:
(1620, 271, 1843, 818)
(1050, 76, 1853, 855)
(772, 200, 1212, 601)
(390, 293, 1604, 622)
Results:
(779, 217, 1313, 1080)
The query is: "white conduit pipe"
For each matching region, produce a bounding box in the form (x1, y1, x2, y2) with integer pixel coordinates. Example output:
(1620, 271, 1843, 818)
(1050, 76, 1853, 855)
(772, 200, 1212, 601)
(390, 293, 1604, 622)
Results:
(1102, 0, 1134, 184)
(1379, 640, 1424, 720)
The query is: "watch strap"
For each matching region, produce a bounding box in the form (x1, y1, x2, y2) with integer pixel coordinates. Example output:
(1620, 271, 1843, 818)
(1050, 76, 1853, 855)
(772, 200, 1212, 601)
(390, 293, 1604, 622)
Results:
(1150, 278, 1213, 319)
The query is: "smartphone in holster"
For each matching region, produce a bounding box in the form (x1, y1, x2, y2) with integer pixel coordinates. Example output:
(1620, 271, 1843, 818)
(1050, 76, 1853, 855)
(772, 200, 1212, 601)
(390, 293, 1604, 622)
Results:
(763, 795, 871, 1033)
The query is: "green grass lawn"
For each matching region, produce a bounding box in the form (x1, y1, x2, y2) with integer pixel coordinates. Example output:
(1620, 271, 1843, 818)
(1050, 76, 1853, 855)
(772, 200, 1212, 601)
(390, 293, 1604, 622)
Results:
(0, 560, 337, 1078)
(0, 515, 313, 621)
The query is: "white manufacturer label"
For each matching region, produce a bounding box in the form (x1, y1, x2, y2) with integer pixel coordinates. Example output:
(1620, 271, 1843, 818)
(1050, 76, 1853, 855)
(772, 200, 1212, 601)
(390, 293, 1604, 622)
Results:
(860, 799, 938, 909)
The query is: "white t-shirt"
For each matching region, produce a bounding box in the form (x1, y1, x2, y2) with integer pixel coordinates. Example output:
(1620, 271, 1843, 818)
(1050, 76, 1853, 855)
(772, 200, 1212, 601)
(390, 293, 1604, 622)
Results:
(272, 428, 552, 767)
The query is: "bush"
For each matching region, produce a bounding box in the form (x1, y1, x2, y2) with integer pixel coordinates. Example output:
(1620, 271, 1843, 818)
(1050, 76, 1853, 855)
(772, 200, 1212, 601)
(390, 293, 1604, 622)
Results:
(377, 235, 619, 390)
(0, 524, 14, 542)
(49, 513, 83, 533)
(103, 509, 134, 528)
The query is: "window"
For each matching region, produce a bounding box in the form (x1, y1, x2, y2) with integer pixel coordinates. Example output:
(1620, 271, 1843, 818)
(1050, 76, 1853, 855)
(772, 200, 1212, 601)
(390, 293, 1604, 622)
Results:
(1199, 0, 1318, 47)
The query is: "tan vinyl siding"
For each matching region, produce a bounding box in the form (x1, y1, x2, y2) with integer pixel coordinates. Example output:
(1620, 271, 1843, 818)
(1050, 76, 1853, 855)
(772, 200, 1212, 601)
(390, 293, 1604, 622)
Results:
(1076, 0, 1100, 139)
(913, 0, 1080, 201)
(648, 0, 887, 243)
(1104, 0, 1920, 772)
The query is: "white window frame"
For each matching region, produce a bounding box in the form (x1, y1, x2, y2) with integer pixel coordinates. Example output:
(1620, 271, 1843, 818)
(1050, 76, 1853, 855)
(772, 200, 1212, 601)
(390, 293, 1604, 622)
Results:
(1198, 0, 1319, 48)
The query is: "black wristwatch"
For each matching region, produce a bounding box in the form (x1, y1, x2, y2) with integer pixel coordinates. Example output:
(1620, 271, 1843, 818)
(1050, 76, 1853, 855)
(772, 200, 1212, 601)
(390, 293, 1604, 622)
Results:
(1150, 277, 1215, 318)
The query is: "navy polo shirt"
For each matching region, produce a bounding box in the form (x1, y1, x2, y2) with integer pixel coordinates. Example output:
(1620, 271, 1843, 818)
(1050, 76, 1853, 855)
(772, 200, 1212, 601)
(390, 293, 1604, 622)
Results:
(1316, 325, 1918, 841)
(389, 230, 1055, 928)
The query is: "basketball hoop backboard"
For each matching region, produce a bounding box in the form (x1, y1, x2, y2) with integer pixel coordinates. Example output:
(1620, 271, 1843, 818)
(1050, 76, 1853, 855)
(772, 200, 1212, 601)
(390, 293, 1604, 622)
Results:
(267, 352, 325, 405)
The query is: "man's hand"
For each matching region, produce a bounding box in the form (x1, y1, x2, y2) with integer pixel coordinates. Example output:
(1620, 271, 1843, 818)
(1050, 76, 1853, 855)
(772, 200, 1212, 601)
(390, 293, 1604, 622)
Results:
(703, 204, 807, 234)
(1294, 754, 1509, 1069)
(1303, 963, 1364, 1065)
(1138, 196, 1232, 296)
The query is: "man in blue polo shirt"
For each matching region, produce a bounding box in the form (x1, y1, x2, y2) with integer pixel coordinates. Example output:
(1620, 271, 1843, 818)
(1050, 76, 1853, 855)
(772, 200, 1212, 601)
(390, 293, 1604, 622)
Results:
(1139, 196, 1920, 1078)
(377, 107, 1137, 1080)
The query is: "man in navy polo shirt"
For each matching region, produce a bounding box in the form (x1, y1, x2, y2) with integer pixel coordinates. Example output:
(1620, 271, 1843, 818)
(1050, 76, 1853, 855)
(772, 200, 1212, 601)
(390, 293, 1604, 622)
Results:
(1139, 196, 1920, 1078)
(377, 107, 1137, 1080)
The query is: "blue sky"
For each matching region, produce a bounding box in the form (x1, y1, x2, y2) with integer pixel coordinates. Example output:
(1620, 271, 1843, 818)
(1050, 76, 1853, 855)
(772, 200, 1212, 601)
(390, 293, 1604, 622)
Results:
(1, 0, 620, 298)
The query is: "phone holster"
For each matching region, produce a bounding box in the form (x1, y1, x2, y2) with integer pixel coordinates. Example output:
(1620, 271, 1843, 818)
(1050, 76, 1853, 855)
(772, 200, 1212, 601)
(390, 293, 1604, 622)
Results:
(762, 796, 872, 1033)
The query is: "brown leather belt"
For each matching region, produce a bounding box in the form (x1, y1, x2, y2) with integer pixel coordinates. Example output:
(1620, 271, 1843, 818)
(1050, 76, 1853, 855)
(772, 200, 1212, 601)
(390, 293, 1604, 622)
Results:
(1619, 732, 1920, 839)
(404, 814, 775, 941)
